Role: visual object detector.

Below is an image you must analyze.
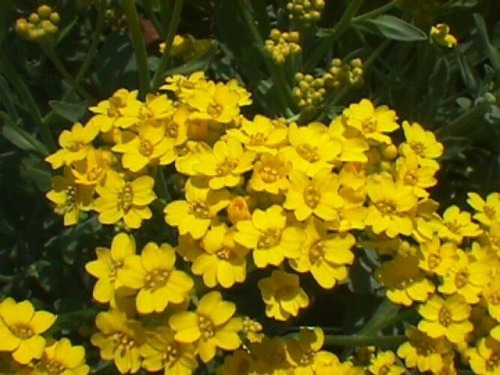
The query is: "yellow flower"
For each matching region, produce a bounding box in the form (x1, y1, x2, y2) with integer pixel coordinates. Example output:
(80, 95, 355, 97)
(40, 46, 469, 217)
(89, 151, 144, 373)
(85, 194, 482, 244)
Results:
(45, 122, 99, 169)
(290, 218, 355, 289)
(234, 205, 304, 268)
(249, 336, 291, 373)
(418, 236, 458, 276)
(194, 138, 255, 189)
(217, 349, 254, 375)
(71, 148, 112, 186)
(368, 351, 405, 375)
(0, 298, 56, 364)
(342, 99, 399, 144)
(469, 336, 500, 374)
(468, 192, 500, 227)
(139, 93, 175, 124)
(161, 72, 208, 100)
(395, 149, 438, 198)
(284, 169, 343, 222)
(328, 116, 369, 163)
(94, 171, 156, 229)
(439, 249, 489, 303)
(258, 270, 309, 321)
(281, 122, 341, 176)
(241, 316, 264, 344)
(112, 123, 176, 172)
(418, 294, 473, 344)
(140, 325, 198, 375)
(32, 338, 89, 375)
(397, 327, 453, 374)
(285, 327, 327, 372)
(437, 205, 482, 243)
(91, 310, 145, 374)
(164, 178, 230, 239)
(431, 23, 458, 48)
(482, 278, 500, 321)
(88, 88, 142, 132)
(46, 168, 94, 226)
(249, 152, 291, 194)
(191, 224, 249, 288)
(227, 114, 287, 154)
(118, 242, 193, 314)
(85, 232, 136, 305)
(169, 291, 242, 363)
(365, 176, 417, 238)
(375, 255, 435, 306)
(400, 121, 443, 168)
(227, 196, 252, 224)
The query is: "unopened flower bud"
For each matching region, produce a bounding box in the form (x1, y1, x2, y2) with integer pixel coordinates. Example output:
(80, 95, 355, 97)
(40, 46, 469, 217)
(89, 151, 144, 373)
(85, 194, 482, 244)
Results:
(228, 196, 251, 224)
(37, 5, 53, 19)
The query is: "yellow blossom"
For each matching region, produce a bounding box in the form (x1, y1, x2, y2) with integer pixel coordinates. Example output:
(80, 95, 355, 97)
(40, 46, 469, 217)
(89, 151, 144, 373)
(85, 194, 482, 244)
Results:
(71, 148, 112, 186)
(468, 192, 500, 227)
(258, 270, 309, 321)
(217, 349, 254, 375)
(169, 291, 242, 363)
(418, 294, 473, 344)
(395, 148, 438, 198)
(227, 196, 252, 224)
(328, 116, 369, 163)
(285, 327, 329, 372)
(437, 205, 482, 243)
(32, 338, 89, 375)
(469, 336, 500, 374)
(241, 317, 264, 344)
(234, 205, 304, 268)
(164, 178, 230, 239)
(94, 171, 156, 229)
(400, 121, 443, 168)
(250, 152, 291, 194)
(431, 23, 458, 48)
(368, 351, 405, 375)
(249, 336, 292, 373)
(0, 298, 56, 364)
(85, 232, 136, 305)
(483, 278, 500, 321)
(418, 236, 458, 276)
(161, 72, 208, 100)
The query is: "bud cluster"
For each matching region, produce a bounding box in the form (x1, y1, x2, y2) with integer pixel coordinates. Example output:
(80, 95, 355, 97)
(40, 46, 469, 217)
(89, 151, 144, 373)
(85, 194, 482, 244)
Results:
(264, 29, 301, 65)
(15, 5, 60, 41)
(286, 0, 325, 26)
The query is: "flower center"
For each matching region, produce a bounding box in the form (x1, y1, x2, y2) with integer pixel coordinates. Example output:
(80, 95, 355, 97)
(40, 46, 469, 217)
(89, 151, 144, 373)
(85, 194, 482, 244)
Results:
(163, 343, 180, 363)
(198, 315, 215, 340)
(249, 133, 266, 145)
(140, 139, 154, 157)
(88, 166, 104, 182)
(119, 184, 134, 211)
(112, 332, 136, 352)
(362, 119, 377, 133)
(487, 352, 500, 371)
(438, 306, 452, 327)
(109, 260, 123, 280)
(303, 184, 321, 209)
(207, 103, 222, 117)
(455, 270, 468, 288)
(217, 158, 238, 176)
(485, 205, 496, 219)
(296, 144, 319, 162)
(375, 200, 396, 215)
(404, 171, 418, 185)
(276, 285, 296, 300)
(145, 269, 170, 290)
(216, 247, 233, 260)
(259, 165, 279, 183)
(427, 253, 441, 270)
(67, 141, 86, 152)
(487, 290, 500, 305)
(258, 229, 282, 249)
(298, 350, 316, 366)
(310, 240, 325, 263)
(410, 141, 425, 156)
(38, 360, 66, 375)
(378, 365, 391, 375)
(166, 122, 179, 138)
(65, 185, 77, 210)
(190, 201, 209, 219)
(12, 324, 33, 339)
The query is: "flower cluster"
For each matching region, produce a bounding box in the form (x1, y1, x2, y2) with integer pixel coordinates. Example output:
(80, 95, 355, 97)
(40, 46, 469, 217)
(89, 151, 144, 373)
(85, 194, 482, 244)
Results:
(0, 298, 88, 374)
(15, 5, 60, 41)
(286, 0, 325, 26)
(264, 28, 301, 65)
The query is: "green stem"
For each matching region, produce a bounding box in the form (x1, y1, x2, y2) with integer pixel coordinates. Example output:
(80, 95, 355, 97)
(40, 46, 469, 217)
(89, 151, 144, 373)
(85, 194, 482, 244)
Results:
(150, 0, 184, 92)
(0, 56, 56, 151)
(144, 0, 165, 38)
(153, 166, 171, 200)
(324, 334, 406, 347)
(436, 102, 489, 137)
(304, 0, 364, 72)
(352, 0, 398, 23)
(237, 0, 294, 113)
(39, 43, 95, 102)
(121, 0, 151, 97)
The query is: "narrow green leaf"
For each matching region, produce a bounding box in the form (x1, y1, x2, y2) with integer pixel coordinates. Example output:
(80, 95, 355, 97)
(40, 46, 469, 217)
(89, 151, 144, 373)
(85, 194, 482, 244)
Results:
(1, 115, 48, 156)
(164, 44, 217, 76)
(49, 100, 87, 123)
(360, 15, 427, 42)
(473, 14, 500, 71)
(455, 48, 478, 91)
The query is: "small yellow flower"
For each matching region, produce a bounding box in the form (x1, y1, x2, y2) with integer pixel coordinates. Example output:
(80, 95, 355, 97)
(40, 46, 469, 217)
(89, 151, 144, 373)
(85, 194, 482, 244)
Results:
(285, 327, 327, 372)
(164, 178, 230, 239)
(0, 298, 56, 364)
(118, 242, 193, 314)
(342, 99, 399, 144)
(329, 116, 369, 163)
(281, 122, 341, 176)
(85, 232, 136, 305)
(32, 338, 89, 375)
(112, 123, 176, 172)
(91, 310, 145, 374)
(438, 205, 482, 243)
(431, 23, 458, 48)
(227, 196, 252, 224)
(161, 72, 208, 99)
(290, 218, 355, 289)
(482, 278, 500, 321)
(140, 325, 198, 375)
(400, 121, 443, 168)
(248, 336, 291, 373)
(284, 169, 343, 222)
(45, 122, 99, 169)
(194, 138, 256, 189)
(469, 336, 500, 374)
(241, 316, 264, 344)
(468, 192, 500, 227)
(71, 148, 112, 186)
(234, 205, 304, 268)
(418, 236, 458, 276)
(418, 294, 473, 344)
(258, 270, 309, 321)
(395, 148, 438, 198)
(94, 171, 156, 229)
(217, 349, 254, 375)
(46, 168, 94, 226)
(169, 291, 242, 363)
(249, 152, 291, 194)
(368, 350, 405, 375)
(191, 224, 249, 288)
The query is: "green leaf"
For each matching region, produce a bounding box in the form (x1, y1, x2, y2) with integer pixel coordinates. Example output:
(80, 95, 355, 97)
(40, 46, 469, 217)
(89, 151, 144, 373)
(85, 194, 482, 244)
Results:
(360, 15, 427, 41)
(49, 100, 87, 123)
(473, 14, 500, 71)
(164, 43, 217, 76)
(455, 48, 478, 91)
(1, 115, 49, 156)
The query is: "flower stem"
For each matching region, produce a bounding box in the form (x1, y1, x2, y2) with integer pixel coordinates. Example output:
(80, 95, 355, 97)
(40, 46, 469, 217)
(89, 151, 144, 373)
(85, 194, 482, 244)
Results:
(150, 0, 184, 92)
(121, 0, 151, 97)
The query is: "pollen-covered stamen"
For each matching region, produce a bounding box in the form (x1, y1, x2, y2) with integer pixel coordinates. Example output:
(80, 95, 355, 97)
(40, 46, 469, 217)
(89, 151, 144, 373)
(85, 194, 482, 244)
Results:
(427, 253, 441, 270)
(486, 352, 500, 371)
(144, 269, 170, 290)
(378, 365, 391, 375)
(404, 170, 418, 185)
(109, 260, 123, 280)
(409, 141, 425, 156)
(140, 139, 154, 157)
(207, 103, 222, 117)
(259, 165, 279, 183)
(375, 200, 396, 215)
(163, 343, 180, 363)
(484, 205, 497, 219)
(454, 270, 469, 288)
(198, 315, 215, 340)
(487, 290, 500, 305)
(303, 184, 321, 209)
(258, 229, 282, 249)
(361, 119, 377, 133)
(12, 324, 33, 339)
(119, 184, 134, 211)
(310, 240, 325, 263)
(296, 144, 319, 162)
(438, 306, 452, 327)
(217, 158, 238, 176)
(249, 133, 266, 145)
(112, 332, 136, 351)
(166, 122, 179, 138)
(66, 141, 86, 152)
(88, 166, 104, 182)
(65, 185, 77, 209)
(189, 201, 209, 219)
(298, 350, 316, 366)
(216, 247, 233, 260)
(107, 95, 126, 117)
